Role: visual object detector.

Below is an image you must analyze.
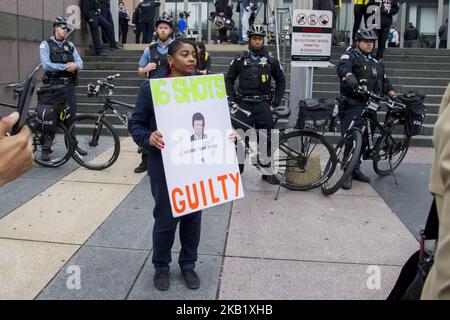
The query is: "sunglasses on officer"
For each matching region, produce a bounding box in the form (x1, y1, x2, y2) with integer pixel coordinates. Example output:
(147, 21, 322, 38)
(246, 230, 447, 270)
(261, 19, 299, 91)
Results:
(58, 25, 72, 32)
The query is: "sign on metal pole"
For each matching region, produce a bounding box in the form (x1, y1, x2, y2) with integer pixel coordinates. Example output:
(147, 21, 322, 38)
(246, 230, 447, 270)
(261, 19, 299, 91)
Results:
(291, 9, 333, 68)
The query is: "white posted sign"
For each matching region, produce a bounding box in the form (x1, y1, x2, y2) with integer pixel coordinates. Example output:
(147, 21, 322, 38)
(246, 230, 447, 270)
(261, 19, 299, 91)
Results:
(291, 9, 333, 67)
(150, 74, 245, 217)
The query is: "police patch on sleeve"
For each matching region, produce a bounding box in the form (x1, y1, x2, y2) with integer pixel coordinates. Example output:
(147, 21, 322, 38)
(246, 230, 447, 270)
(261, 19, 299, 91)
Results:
(340, 54, 350, 60)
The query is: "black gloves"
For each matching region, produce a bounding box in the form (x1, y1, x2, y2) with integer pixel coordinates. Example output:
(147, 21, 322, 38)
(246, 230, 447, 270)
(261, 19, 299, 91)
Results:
(345, 74, 359, 91)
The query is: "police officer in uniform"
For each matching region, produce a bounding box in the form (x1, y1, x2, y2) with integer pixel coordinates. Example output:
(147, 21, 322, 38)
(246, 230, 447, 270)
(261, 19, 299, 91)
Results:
(82, 0, 120, 56)
(134, 15, 174, 173)
(225, 24, 286, 184)
(39, 17, 87, 161)
(139, 0, 161, 44)
(337, 28, 399, 189)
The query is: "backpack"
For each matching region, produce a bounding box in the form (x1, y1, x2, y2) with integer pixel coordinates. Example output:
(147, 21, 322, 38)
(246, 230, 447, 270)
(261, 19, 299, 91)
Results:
(296, 98, 335, 130)
(397, 91, 426, 137)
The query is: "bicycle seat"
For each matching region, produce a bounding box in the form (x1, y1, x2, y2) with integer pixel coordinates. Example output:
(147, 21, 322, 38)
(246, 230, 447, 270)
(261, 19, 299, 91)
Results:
(14, 84, 24, 95)
(273, 105, 290, 118)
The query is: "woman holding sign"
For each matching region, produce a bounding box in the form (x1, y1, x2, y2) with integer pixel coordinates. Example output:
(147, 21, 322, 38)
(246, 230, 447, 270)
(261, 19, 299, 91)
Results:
(129, 39, 236, 292)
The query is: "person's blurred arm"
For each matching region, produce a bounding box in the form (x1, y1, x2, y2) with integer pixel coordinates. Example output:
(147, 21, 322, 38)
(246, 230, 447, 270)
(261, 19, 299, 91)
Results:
(0, 112, 34, 187)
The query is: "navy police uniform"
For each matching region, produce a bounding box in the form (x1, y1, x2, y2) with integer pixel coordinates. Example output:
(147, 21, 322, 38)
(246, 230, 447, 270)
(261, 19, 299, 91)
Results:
(336, 45, 394, 171)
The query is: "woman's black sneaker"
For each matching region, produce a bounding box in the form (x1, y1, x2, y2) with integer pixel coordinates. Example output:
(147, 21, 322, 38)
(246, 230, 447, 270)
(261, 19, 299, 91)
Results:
(153, 270, 170, 291)
(182, 269, 200, 289)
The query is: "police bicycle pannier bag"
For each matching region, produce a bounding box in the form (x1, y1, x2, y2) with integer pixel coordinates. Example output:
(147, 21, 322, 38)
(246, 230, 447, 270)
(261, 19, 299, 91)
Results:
(296, 98, 334, 130)
(37, 84, 67, 105)
(35, 84, 68, 135)
(398, 91, 426, 137)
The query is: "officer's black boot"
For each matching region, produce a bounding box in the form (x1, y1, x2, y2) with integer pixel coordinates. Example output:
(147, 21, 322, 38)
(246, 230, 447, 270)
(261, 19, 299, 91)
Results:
(342, 176, 352, 190)
(262, 174, 279, 185)
(352, 169, 371, 183)
(74, 145, 88, 156)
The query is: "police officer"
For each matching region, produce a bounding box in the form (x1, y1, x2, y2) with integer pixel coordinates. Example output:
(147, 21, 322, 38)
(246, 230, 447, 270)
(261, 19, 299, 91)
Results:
(134, 15, 174, 174)
(82, 0, 120, 56)
(99, 0, 116, 45)
(139, 0, 161, 44)
(337, 28, 399, 189)
(366, 0, 399, 59)
(225, 24, 286, 184)
(39, 17, 87, 161)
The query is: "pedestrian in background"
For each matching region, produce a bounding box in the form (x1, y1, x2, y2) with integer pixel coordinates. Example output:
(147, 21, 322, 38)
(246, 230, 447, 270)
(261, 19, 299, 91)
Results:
(404, 22, 419, 48)
(196, 42, 211, 75)
(439, 19, 448, 49)
(388, 26, 400, 47)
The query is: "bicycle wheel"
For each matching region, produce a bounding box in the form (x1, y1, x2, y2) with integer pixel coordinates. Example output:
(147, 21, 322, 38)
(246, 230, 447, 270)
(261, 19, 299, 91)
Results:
(321, 128, 363, 196)
(70, 114, 121, 170)
(373, 120, 411, 176)
(271, 130, 337, 191)
(32, 121, 74, 168)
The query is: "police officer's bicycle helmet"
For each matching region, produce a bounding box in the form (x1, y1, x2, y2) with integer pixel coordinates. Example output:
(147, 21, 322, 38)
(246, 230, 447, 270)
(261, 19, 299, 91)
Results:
(54, 16, 68, 28)
(156, 15, 174, 28)
(354, 28, 378, 41)
(247, 24, 266, 38)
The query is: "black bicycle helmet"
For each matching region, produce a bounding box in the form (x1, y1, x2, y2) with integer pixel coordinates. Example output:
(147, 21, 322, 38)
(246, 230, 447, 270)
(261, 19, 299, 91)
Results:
(155, 15, 174, 28)
(247, 24, 266, 38)
(53, 16, 70, 28)
(354, 28, 378, 41)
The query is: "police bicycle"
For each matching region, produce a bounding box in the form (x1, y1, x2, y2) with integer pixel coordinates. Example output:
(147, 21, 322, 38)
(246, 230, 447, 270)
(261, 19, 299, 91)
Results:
(321, 87, 410, 195)
(230, 104, 337, 197)
(68, 74, 135, 170)
(0, 65, 76, 168)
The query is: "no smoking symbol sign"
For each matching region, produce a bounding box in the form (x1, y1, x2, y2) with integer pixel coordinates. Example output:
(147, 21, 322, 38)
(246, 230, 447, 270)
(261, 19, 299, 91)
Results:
(297, 13, 307, 25)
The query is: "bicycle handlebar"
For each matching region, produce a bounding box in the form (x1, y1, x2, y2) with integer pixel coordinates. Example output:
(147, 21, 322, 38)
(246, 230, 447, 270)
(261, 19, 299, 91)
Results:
(230, 104, 251, 117)
(88, 74, 120, 97)
(357, 86, 406, 111)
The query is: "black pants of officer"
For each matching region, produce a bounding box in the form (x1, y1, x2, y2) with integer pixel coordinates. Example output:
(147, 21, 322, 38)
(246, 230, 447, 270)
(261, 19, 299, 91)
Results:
(376, 26, 390, 59)
(150, 174, 202, 272)
(38, 83, 78, 150)
(119, 21, 128, 44)
(101, 9, 115, 44)
(353, 4, 367, 40)
(88, 15, 115, 54)
(135, 24, 143, 43)
(340, 105, 375, 171)
(232, 100, 273, 173)
(142, 19, 155, 44)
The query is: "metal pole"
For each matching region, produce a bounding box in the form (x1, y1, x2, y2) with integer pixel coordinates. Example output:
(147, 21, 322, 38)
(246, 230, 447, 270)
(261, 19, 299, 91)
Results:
(447, 0, 450, 49)
(198, 1, 203, 41)
(349, 1, 354, 43)
(111, 0, 119, 42)
(207, 0, 212, 44)
(400, 2, 407, 48)
(288, 0, 313, 127)
(438, 0, 444, 49)
(184, 0, 189, 13)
